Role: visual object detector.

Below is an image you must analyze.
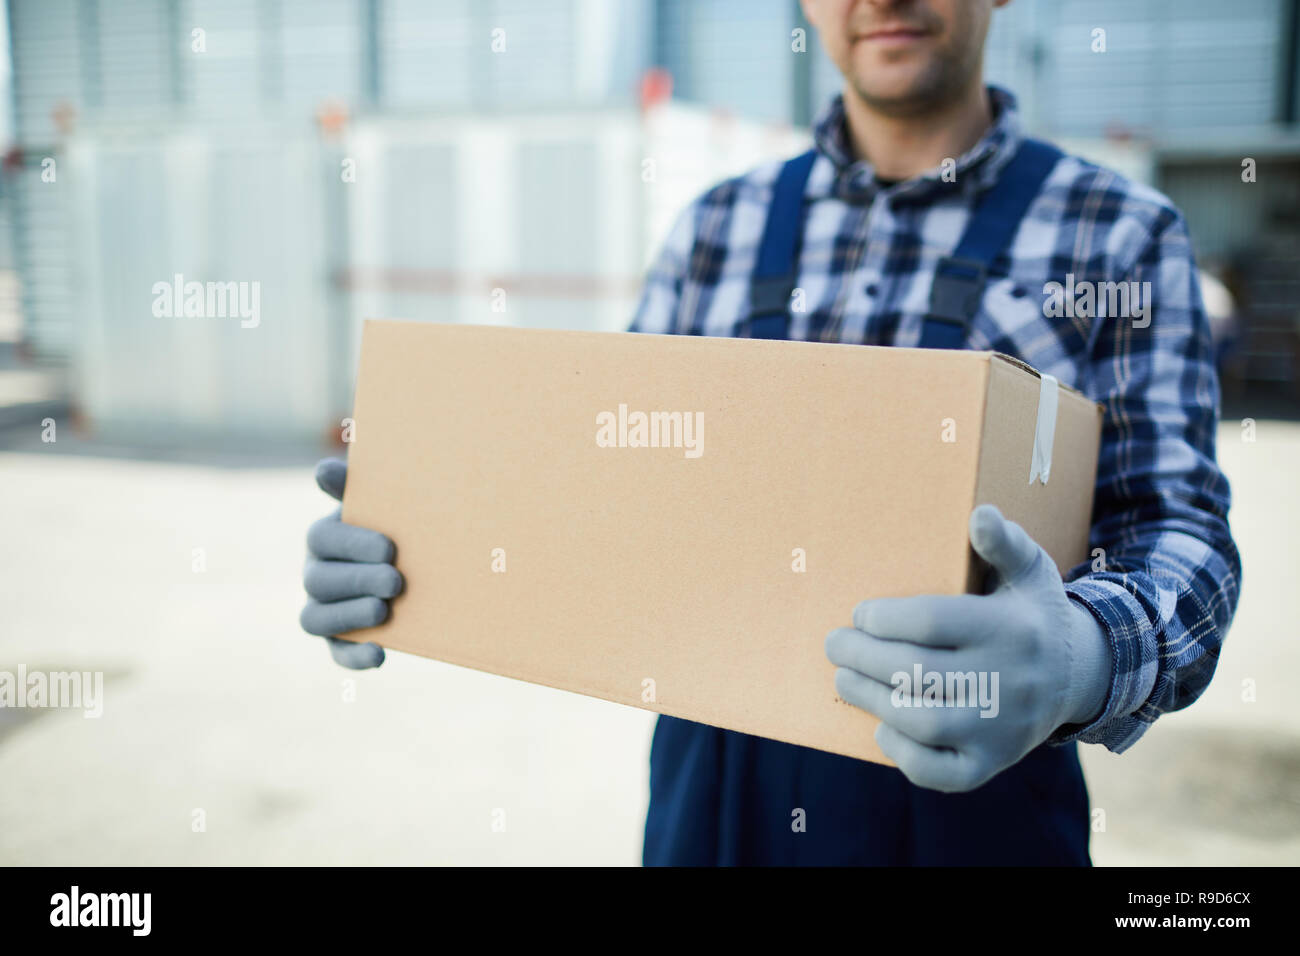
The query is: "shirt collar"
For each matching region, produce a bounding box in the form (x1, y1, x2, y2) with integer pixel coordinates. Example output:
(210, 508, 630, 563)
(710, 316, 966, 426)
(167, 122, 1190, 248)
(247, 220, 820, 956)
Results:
(810, 85, 1024, 204)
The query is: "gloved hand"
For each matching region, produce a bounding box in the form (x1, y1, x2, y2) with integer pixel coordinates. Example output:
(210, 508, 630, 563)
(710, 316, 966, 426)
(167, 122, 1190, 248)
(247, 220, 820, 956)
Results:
(300, 458, 403, 669)
(825, 503, 1113, 793)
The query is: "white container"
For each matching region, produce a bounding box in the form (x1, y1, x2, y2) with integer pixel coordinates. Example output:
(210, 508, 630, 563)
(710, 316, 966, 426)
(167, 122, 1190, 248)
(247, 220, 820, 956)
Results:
(62, 103, 808, 442)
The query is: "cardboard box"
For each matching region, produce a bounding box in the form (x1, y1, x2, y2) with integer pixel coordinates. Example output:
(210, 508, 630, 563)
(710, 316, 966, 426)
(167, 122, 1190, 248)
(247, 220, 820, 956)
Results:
(341, 320, 1103, 764)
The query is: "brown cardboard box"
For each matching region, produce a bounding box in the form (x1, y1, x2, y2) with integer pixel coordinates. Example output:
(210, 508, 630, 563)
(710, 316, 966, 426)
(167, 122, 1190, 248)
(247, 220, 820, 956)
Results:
(340, 320, 1102, 764)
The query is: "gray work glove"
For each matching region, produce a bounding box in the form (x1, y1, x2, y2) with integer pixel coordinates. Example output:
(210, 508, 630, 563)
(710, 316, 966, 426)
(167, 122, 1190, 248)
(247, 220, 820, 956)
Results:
(825, 504, 1112, 792)
(300, 458, 403, 669)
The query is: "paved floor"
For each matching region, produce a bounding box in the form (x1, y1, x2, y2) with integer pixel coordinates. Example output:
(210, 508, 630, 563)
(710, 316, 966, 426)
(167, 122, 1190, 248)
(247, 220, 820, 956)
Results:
(1, 420, 1297, 865)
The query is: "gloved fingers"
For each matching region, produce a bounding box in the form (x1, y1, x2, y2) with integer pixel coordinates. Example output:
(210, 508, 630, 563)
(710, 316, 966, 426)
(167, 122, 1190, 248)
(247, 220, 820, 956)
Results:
(300, 596, 389, 637)
(852, 594, 993, 648)
(968, 504, 1041, 586)
(307, 512, 395, 563)
(315, 458, 347, 502)
(304, 557, 404, 602)
(825, 627, 948, 684)
(325, 636, 386, 669)
(874, 723, 987, 793)
(834, 667, 972, 748)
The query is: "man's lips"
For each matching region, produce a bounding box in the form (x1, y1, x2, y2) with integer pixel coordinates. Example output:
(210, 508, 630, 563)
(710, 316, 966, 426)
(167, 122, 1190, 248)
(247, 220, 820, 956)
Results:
(857, 26, 931, 45)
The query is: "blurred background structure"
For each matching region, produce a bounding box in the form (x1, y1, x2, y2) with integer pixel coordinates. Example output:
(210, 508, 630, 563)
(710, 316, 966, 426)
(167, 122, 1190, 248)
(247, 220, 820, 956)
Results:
(2, 0, 1298, 865)
(1, 0, 1299, 439)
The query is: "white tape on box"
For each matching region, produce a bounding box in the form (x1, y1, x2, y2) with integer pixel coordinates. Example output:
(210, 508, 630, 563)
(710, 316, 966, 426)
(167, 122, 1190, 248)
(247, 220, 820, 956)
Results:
(1028, 373, 1059, 485)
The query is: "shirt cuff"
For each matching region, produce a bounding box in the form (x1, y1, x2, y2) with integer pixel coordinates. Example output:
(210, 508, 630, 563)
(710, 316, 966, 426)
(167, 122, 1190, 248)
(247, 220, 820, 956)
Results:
(1049, 576, 1160, 750)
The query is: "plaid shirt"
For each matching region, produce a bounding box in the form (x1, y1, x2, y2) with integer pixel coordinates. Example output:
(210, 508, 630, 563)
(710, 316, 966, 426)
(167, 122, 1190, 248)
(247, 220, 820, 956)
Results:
(630, 86, 1242, 754)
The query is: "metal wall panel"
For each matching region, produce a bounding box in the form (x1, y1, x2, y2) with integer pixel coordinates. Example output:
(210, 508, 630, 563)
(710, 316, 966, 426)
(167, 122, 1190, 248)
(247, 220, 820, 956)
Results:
(10, 161, 74, 356)
(1047, 0, 1283, 136)
(66, 126, 338, 440)
(95, 0, 175, 118)
(341, 112, 644, 353)
(378, 0, 477, 108)
(8, 0, 85, 146)
(657, 0, 796, 123)
(279, 0, 364, 109)
(379, 0, 631, 110)
(178, 0, 265, 118)
(482, 0, 579, 107)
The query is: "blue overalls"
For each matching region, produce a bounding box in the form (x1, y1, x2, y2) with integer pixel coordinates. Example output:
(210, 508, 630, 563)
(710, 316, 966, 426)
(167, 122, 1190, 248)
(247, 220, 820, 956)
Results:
(643, 139, 1093, 866)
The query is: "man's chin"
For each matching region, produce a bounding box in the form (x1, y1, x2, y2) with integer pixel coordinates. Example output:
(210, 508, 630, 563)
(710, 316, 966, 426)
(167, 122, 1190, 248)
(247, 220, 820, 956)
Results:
(848, 71, 950, 117)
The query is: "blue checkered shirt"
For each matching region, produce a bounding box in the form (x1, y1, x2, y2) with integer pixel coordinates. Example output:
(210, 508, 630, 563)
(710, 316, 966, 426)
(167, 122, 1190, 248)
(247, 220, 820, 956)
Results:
(629, 86, 1242, 754)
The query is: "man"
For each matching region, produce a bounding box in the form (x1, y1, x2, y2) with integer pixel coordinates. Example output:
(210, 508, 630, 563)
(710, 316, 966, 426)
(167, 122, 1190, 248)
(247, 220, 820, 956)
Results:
(301, 0, 1241, 865)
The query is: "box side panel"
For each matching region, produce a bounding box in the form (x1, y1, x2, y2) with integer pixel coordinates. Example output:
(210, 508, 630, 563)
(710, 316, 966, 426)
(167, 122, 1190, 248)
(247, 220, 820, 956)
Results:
(342, 321, 988, 763)
(972, 358, 1103, 583)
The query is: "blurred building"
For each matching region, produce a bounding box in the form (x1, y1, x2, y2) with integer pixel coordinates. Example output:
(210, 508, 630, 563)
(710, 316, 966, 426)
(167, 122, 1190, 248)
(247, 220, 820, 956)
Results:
(3, 0, 1299, 440)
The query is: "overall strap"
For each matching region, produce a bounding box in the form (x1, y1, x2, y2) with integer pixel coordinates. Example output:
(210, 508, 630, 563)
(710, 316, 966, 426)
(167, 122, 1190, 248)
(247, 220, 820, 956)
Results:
(921, 137, 1063, 349)
(747, 149, 817, 340)
(745, 137, 1063, 348)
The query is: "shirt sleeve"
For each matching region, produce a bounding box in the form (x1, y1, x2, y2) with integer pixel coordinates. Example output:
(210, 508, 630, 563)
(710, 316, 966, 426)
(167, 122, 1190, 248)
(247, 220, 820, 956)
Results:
(1050, 207, 1243, 752)
(627, 202, 697, 334)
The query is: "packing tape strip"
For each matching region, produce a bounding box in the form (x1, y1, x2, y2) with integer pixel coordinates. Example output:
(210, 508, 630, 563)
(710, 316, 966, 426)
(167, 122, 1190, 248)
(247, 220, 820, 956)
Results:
(1028, 373, 1059, 485)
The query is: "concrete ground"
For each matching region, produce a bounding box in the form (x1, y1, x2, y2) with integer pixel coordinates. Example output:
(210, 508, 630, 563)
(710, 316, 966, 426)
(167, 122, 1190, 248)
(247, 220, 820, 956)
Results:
(1, 420, 1297, 866)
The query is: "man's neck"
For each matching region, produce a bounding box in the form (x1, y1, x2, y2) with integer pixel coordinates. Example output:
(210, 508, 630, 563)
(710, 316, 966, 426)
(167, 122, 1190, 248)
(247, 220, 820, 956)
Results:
(841, 81, 994, 183)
